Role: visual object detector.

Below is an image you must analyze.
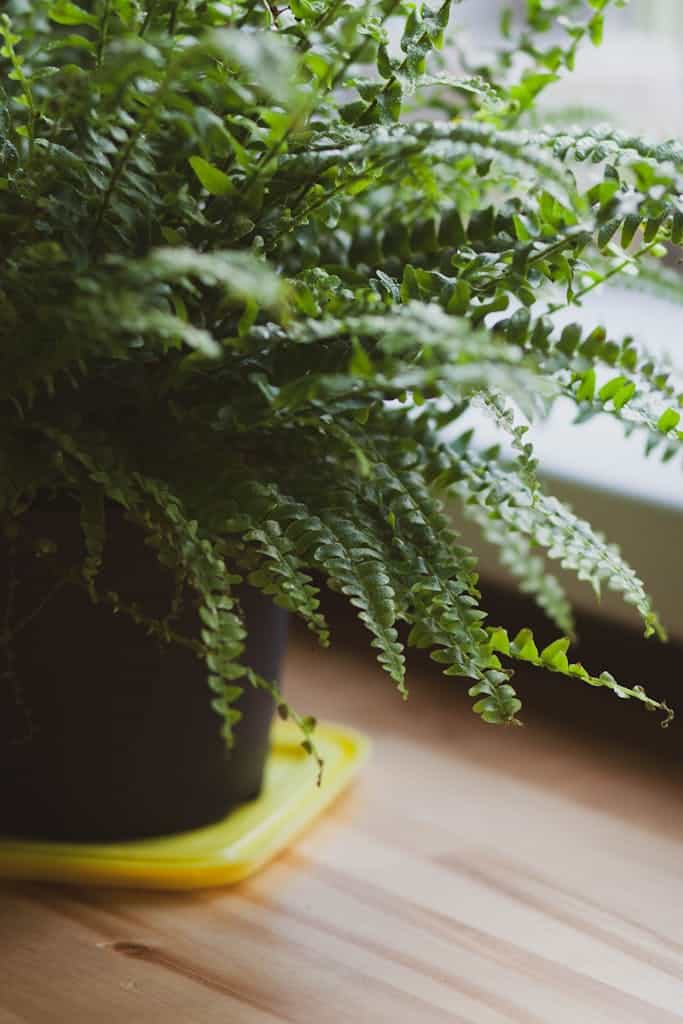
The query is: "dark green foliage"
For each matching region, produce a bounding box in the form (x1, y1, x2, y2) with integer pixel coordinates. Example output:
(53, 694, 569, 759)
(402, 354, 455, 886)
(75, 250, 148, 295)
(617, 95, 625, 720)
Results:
(0, 0, 676, 755)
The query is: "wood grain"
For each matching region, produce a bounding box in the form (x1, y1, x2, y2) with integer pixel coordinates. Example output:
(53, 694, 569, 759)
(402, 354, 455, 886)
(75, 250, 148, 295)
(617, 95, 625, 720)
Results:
(2, 628, 683, 1023)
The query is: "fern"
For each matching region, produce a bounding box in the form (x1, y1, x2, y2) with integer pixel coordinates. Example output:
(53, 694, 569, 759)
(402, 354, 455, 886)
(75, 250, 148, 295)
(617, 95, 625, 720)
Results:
(235, 481, 408, 691)
(462, 503, 577, 639)
(0, 0, 677, 755)
(488, 626, 673, 725)
(494, 309, 683, 467)
(455, 446, 666, 641)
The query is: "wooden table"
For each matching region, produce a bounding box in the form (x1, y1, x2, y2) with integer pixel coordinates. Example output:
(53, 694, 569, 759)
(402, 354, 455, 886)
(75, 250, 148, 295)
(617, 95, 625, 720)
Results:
(2, 627, 683, 1023)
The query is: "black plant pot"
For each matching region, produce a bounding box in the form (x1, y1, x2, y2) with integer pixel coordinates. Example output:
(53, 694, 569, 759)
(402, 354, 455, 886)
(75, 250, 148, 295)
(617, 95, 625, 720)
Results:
(0, 498, 288, 842)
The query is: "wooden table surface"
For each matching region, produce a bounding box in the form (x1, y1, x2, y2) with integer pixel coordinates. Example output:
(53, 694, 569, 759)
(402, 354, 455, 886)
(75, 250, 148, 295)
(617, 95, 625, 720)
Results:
(2, 627, 683, 1023)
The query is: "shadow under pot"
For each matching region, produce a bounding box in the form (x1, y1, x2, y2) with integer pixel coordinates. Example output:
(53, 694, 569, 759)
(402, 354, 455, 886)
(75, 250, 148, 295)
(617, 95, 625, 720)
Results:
(0, 497, 288, 842)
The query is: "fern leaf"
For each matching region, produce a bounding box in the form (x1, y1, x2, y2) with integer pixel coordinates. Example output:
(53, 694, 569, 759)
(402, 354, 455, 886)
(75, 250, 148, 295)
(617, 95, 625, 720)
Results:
(455, 449, 666, 641)
(486, 625, 673, 726)
(463, 502, 577, 638)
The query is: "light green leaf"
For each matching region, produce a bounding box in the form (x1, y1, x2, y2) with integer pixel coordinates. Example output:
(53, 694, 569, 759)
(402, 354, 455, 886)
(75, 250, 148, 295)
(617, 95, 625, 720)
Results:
(657, 409, 681, 433)
(48, 1, 98, 26)
(188, 156, 234, 196)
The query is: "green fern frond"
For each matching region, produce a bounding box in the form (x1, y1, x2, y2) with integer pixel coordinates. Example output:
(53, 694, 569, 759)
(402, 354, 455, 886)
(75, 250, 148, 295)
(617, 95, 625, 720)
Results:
(462, 503, 577, 638)
(456, 449, 666, 641)
(320, 513, 407, 689)
(222, 480, 406, 690)
(487, 626, 673, 726)
(241, 519, 330, 645)
(517, 317, 683, 467)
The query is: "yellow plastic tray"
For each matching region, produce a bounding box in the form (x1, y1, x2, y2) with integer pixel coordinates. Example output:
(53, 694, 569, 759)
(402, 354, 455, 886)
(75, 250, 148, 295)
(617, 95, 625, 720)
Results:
(0, 720, 369, 890)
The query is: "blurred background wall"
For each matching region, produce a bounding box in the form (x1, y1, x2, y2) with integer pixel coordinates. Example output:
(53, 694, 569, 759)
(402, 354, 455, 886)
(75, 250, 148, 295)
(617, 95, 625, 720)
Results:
(459, 0, 683, 138)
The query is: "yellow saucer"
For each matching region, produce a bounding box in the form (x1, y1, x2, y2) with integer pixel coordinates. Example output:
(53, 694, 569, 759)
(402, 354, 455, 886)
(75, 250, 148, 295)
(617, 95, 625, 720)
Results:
(0, 720, 369, 890)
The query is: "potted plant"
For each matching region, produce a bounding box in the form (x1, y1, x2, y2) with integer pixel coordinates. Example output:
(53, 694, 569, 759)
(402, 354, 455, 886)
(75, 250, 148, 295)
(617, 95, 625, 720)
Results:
(0, 0, 677, 842)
